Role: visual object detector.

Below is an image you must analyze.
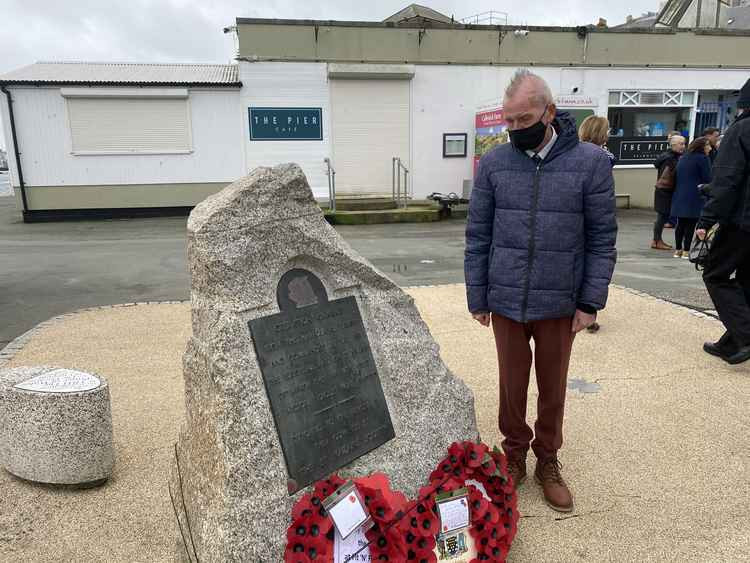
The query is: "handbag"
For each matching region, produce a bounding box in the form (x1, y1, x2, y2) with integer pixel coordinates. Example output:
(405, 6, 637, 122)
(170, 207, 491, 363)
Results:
(655, 163, 675, 190)
(688, 224, 720, 271)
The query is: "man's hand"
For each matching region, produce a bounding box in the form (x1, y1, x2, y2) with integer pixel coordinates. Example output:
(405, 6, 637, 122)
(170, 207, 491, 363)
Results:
(472, 312, 491, 327)
(696, 228, 707, 240)
(571, 310, 597, 333)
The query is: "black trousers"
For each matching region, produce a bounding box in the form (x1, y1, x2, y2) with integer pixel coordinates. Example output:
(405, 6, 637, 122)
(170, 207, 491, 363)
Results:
(703, 225, 750, 348)
(653, 212, 670, 241)
(675, 218, 698, 251)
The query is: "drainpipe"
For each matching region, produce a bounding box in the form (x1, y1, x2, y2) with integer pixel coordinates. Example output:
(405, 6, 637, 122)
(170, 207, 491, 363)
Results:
(1, 85, 29, 213)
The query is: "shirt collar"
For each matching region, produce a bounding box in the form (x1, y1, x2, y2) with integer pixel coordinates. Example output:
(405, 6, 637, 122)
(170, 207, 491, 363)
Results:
(526, 126, 558, 160)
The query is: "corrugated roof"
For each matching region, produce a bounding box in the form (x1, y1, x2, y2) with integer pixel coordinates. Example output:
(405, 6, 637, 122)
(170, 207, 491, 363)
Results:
(383, 4, 454, 25)
(0, 62, 241, 86)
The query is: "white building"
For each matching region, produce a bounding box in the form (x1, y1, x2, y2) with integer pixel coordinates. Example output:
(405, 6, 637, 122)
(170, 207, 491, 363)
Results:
(0, 62, 243, 220)
(2, 4, 750, 220)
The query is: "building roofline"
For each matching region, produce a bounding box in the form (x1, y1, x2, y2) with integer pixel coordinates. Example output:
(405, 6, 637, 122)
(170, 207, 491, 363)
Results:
(0, 80, 242, 88)
(234, 16, 750, 36)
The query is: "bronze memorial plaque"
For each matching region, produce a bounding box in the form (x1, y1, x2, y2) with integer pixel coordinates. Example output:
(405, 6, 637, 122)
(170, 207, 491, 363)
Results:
(248, 269, 395, 494)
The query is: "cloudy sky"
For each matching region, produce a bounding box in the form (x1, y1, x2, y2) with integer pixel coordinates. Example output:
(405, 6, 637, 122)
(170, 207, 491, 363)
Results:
(0, 0, 658, 150)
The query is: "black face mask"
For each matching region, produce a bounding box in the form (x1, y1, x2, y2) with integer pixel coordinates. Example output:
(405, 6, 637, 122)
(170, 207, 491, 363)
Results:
(509, 108, 550, 152)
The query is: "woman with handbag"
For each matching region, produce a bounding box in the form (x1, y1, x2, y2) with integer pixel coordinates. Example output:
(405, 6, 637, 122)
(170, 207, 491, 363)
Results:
(651, 135, 685, 250)
(671, 137, 712, 258)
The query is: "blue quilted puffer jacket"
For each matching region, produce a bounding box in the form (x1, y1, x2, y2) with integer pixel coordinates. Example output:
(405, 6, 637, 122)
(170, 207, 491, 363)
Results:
(464, 111, 618, 322)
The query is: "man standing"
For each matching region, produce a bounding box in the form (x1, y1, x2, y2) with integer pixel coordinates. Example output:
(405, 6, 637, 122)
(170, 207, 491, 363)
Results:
(697, 78, 750, 365)
(702, 127, 721, 164)
(464, 70, 617, 512)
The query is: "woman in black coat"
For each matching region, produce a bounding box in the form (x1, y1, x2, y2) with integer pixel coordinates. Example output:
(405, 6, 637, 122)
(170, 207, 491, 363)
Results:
(652, 135, 685, 250)
(671, 137, 712, 257)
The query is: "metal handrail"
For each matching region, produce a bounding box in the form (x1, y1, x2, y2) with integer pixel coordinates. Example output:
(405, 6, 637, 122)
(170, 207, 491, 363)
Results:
(392, 157, 410, 209)
(324, 157, 336, 212)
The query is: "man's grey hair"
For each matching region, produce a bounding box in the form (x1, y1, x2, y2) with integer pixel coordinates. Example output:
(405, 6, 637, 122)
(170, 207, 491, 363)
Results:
(669, 135, 686, 148)
(504, 69, 554, 108)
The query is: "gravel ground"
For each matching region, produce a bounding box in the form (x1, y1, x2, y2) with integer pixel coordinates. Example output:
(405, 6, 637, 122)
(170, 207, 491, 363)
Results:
(1, 286, 748, 562)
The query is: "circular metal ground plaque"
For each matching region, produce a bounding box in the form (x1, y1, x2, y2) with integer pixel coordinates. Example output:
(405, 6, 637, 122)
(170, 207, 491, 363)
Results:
(14, 369, 101, 393)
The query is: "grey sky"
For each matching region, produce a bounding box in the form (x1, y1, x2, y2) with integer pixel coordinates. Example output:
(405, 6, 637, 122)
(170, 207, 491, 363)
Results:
(0, 0, 657, 150)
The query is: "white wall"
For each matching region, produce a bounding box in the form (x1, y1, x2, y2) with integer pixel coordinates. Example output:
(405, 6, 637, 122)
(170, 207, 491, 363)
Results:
(239, 62, 331, 198)
(410, 66, 750, 199)
(7, 86, 244, 187)
(0, 90, 19, 188)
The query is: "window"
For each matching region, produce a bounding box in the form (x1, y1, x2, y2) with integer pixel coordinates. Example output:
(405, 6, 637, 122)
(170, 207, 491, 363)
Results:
(608, 90, 697, 107)
(443, 133, 467, 158)
(64, 90, 192, 155)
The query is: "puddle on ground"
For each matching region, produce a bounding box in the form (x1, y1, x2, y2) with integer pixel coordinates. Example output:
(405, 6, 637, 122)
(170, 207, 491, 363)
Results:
(567, 378, 601, 394)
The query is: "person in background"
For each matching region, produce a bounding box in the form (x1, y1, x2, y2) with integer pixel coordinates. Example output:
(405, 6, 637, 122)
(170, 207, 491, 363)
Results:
(696, 77, 750, 365)
(578, 115, 616, 333)
(664, 131, 682, 228)
(579, 115, 616, 165)
(702, 127, 721, 164)
(652, 135, 686, 250)
(671, 137, 712, 258)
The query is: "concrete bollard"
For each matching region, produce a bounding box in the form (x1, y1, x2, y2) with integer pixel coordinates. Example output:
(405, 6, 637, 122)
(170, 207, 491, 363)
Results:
(0, 366, 114, 487)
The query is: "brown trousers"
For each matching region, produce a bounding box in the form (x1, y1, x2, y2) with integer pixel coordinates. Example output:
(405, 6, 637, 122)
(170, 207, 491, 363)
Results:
(491, 314, 575, 462)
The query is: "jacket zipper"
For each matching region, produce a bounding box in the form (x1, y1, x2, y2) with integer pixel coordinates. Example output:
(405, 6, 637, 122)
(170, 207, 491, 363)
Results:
(521, 159, 543, 322)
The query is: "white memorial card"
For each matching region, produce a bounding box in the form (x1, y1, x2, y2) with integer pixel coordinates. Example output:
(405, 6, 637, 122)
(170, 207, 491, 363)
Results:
(334, 525, 372, 563)
(437, 495, 470, 535)
(326, 486, 369, 539)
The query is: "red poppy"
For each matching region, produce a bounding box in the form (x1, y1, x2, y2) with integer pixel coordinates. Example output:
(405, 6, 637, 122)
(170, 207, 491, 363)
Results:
(482, 504, 501, 525)
(302, 534, 329, 562)
(366, 489, 395, 524)
(367, 525, 406, 560)
(475, 529, 498, 551)
(502, 515, 518, 545)
(284, 543, 312, 563)
(464, 441, 488, 468)
(484, 542, 509, 562)
(411, 546, 438, 563)
(468, 488, 490, 520)
(291, 494, 315, 521)
(480, 455, 497, 476)
(448, 442, 466, 465)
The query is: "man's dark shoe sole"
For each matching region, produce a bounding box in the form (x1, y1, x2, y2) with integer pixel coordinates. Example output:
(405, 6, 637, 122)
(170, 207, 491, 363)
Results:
(703, 342, 726, 358)
(726, 346, 750, 365)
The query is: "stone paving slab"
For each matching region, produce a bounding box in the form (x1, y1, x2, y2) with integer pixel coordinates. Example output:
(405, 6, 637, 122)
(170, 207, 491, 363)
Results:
(1, 286, 748, 562)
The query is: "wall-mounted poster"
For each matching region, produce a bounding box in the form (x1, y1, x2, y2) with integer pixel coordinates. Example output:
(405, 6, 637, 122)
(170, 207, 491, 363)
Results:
(248, 107, 323, 141)
(474, 107, 508, 177)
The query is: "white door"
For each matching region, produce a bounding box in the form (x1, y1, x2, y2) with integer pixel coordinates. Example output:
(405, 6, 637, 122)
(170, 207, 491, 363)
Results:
(331, 79, 410, 197)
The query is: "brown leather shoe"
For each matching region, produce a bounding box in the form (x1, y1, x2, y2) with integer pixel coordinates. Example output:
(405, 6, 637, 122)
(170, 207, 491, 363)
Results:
(534, 458, 574, 513)
(651, 240, 673, 250)
(506, 457, 527, 490)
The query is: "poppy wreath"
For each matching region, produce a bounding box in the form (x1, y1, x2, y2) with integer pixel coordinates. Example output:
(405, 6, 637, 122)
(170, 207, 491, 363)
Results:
(284, 472, 409, 563)
(413, 440, 520, 563)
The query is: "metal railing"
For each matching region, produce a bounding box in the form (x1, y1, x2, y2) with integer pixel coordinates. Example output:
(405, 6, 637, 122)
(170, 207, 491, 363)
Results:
(324, 157, 336, 212)
(392, 157, 410, 209)
(459, 10, 509, 25)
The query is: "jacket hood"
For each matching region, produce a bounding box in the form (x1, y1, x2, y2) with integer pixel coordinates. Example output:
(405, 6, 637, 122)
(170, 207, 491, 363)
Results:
(548, 111, 580, 159)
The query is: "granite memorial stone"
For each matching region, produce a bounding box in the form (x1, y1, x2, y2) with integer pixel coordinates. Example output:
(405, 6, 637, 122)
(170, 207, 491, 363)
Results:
(169, 163, 477, 561)
(0, 366, 114, 486)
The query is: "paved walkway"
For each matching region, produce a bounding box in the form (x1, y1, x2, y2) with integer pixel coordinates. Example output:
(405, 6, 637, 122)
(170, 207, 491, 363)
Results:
(0, 198, 713, 351)
(1, 285, 748, 562)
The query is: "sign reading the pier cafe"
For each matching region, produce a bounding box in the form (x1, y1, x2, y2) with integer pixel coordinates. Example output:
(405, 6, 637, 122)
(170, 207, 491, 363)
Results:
(248, 107, 323, 141)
